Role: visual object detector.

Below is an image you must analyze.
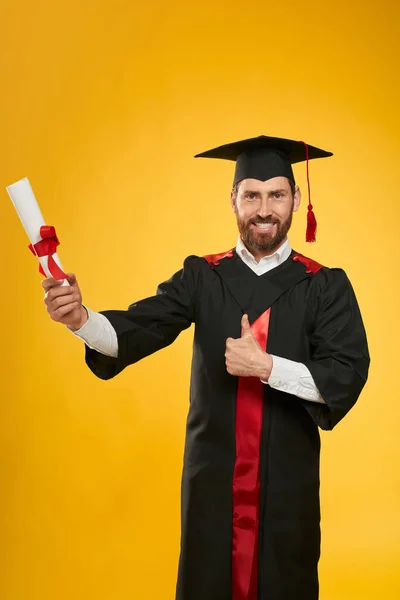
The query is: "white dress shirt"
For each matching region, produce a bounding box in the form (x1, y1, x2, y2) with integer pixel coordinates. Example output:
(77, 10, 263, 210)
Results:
(73, 238, 324, 404)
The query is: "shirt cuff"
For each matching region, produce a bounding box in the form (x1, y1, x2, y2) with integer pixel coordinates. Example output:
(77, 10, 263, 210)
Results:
(261, 355, 325, 404)
(69, 306, 119, 358)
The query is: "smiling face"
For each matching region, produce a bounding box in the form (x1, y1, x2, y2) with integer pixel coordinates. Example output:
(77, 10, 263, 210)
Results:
(231, 177, 301, 260)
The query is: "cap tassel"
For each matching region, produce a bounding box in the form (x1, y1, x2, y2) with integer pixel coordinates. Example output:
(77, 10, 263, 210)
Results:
(300, 140, 317, 243)
(306, 203, 317, 243)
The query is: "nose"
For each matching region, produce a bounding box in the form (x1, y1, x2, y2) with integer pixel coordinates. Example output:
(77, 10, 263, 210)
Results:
(257, 198, 272, 219)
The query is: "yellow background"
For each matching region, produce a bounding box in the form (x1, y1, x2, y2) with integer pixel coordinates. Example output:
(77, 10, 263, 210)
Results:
(1, 0, 399, 598)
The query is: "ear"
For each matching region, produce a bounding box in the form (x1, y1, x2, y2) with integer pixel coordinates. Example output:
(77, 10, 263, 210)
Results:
(293, 186, 301, 213)
(231, 188, 238, 215)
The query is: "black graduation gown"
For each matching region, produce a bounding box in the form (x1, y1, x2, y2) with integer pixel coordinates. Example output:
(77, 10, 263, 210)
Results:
(85, 249, 370, 600)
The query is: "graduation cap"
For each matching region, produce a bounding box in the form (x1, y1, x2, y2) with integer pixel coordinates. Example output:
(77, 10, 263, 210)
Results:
(195, 135, 333, 242)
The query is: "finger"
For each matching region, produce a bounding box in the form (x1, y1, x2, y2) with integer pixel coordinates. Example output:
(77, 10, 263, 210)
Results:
(241, 314, 251, 337)
(42, 277, 64, 292)
(44, 285, 75, 304)
(225, 337, 235, 349)
(66, 273, 77, 286)
(50, 301, 80, 320)
(47, 293, 80, 310)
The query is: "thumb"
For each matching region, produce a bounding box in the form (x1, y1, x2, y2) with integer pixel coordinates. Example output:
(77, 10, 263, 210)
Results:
(66, 273, 77, 286)
(241, 314, 252, 337)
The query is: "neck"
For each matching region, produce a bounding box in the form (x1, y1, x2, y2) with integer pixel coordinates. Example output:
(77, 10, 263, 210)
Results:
(241, 236, 288, 263)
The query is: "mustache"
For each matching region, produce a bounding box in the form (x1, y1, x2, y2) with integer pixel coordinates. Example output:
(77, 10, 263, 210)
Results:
(248, 217, 280, 225)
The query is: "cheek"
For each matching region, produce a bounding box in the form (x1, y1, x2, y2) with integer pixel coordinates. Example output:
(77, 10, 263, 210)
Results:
(236, 203, 254, 221)
(275, 204, 292, 220)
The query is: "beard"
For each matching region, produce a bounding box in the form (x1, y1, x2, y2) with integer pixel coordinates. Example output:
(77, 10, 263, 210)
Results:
(236, 210, 293, 254)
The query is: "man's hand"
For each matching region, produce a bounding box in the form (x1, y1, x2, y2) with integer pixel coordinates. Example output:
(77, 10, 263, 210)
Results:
(225, 314, 273, 380)
(42, 273, 88, 331)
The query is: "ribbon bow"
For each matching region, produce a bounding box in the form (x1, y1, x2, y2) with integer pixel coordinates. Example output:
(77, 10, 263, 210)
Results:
(29, 225, 68, 280)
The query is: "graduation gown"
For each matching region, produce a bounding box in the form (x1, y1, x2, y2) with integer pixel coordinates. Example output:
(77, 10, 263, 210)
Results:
(85, 249, 370, 600)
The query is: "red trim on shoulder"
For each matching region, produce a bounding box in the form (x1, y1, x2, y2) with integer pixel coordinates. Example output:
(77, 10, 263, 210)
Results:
(293, 253, 324, 274)
(203, 249, 234, 267)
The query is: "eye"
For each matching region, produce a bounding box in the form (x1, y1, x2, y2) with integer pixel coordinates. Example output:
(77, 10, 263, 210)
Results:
(245, 192, 257, 201)
(274, 192, 282, 199)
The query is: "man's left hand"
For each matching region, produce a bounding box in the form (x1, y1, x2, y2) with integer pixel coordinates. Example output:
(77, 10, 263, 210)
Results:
(225, 314, 273, 380)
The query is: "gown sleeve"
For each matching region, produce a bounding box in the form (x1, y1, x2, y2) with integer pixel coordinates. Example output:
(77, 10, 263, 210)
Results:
(302, 268, 370, 430)
(84, 255, 200, 380)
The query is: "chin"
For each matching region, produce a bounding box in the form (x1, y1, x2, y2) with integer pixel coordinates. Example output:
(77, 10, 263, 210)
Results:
(252, 234, 277, 247)
(254, 230, 286, 250)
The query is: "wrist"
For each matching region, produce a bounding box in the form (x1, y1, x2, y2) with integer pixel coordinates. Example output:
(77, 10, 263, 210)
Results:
(68, 306, 88, 331)
(258, 352, 273, 381)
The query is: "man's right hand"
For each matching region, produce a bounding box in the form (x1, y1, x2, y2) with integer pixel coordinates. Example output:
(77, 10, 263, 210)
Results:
(43, 273, 88, 331)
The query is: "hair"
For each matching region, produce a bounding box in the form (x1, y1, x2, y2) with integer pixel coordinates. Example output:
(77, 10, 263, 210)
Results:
(232, 179, 296, 199)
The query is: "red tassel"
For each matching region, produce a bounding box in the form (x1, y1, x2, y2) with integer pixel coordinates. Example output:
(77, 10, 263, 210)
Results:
(299, 140, 317, 242)
(306, 204, 317, 242)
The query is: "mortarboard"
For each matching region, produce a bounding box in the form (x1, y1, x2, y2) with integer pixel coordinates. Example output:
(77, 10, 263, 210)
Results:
(195, 135, 333, 242)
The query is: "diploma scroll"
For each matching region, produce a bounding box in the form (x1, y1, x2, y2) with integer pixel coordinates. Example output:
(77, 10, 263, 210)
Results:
(6, 177, 69, 286)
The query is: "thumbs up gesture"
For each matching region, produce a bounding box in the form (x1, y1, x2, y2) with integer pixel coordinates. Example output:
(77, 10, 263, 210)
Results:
(225, 314, 273, 379)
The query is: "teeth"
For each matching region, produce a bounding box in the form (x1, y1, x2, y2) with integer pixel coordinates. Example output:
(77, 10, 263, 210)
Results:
(254, 223, 274, 228)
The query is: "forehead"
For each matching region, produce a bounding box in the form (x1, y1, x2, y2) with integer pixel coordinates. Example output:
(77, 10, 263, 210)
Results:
(238, 177, 292, 192)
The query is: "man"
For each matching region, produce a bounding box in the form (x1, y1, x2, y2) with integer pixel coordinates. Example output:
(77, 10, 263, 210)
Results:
(43, 136, 370, 600)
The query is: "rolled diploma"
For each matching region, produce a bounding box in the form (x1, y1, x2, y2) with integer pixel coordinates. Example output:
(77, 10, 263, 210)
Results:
(6, 177, 69, 286)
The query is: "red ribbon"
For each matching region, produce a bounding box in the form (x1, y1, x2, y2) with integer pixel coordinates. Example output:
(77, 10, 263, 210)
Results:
(232, 309, 271, 600)
(28, 225, 68, 280)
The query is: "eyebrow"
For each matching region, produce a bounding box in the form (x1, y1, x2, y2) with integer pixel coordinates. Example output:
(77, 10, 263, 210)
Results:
(242, 188, 289, 195)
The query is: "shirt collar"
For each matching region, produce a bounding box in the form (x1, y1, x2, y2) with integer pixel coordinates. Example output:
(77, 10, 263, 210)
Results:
(236, 236, 292, 265)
